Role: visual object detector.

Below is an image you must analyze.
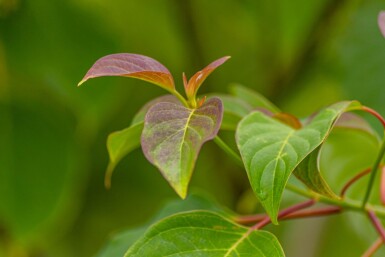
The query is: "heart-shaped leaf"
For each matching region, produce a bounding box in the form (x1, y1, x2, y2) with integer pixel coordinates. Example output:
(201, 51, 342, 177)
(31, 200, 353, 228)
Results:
(78, 53, 175, 92)
(97, 193, 225, 257)
(184, 57, 230, 102)
(131, 95, 179, 126)
(141, 97, 223, 198)
(294, 113, 379, 198)
(379, 11, 385, 38)
(236, 101, 361, 223)
(124, 211, 285, 257)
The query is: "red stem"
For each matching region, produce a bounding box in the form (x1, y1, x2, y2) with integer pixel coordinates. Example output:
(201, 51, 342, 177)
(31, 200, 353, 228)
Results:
(381, 166, 385, 205)
(235, 206, 341, 225)
(361, 106, 385, 129)
(368, 210, 385, 243)
(253, 199, 315, 230)
(340, 168, 371, 197)
(362, 238, 382, 257)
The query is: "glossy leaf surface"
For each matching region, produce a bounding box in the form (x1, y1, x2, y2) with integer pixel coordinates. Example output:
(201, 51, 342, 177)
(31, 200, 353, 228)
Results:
(125, 211, 285, 257)
(78, 53, 175, 91)
(141, 97, 223, 198)
(236, 101, 361, 223)
(97, 194, 224, 257)
(185, 57, 230, 100)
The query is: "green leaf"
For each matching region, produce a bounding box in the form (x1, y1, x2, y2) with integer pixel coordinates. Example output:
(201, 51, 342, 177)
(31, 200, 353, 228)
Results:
(125, 211, 285, 257)
(236, 101, 361, 223)
(294, 113, 379, 198)
(97, 193, 224, 257)
(211, 94, 254, 131)
(229, 84, 280, 113)
(141, 97, 223, 198)
(294, 146, 337, 198)
(105, 122, 144, 188)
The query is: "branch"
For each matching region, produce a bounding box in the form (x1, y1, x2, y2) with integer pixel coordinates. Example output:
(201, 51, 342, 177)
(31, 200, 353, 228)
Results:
(235, 206, 341, 225)
(362, 238, 382, 257)
(253, 199, 315, 229)
(340, 168, 371, 197)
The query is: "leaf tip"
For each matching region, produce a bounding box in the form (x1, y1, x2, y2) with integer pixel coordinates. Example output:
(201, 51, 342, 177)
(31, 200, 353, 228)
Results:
(77, 78, 87, 87)
(379, 11, 385, 38)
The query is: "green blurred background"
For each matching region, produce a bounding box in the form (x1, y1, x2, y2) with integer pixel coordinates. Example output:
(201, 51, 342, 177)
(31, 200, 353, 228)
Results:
(1, 0, 385, 256)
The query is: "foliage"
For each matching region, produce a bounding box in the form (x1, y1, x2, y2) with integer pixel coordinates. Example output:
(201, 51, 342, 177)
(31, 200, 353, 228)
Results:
(2, 1, 385, 256)
(78, 36, 385, 255)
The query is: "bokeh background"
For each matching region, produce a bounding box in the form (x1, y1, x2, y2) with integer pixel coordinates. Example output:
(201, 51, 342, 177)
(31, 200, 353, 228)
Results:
(1, 0, 385, 256)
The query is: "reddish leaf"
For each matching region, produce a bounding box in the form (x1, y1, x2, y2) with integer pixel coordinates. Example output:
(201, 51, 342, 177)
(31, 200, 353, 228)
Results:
(78, 53, 175, 91)
(141, 97, 223, 198)
(185, 56, 230, 100)
(379, 11, 385, 38)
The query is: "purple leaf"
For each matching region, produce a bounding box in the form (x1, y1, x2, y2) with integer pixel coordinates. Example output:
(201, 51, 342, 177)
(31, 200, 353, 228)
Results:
(78, 53, 175, 91)
(379, 11, 385, 38)
(141, 97, 223, 198)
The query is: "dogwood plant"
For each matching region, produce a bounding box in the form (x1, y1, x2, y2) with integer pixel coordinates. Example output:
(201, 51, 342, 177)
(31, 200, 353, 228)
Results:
(77, 12, 385, 257)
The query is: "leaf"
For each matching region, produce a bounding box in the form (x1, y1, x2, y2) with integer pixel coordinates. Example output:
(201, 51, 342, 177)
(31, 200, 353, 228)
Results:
(131, 95, 180, 126)
(124, 211, 285, 257)
(97, 193, 224, 257)
(210, 94, 254, 131)
(294, 113, 379, 198)
(294, 146, 337, 198)
(105, 122, 144, 188)
(184, 56, 230, 101)
(78, 53, 175, 92)
(229, 84, 281, 113)
(236, 101, 361, 224)
(379, 11, 385, 38)
(141, 97, 223, 198)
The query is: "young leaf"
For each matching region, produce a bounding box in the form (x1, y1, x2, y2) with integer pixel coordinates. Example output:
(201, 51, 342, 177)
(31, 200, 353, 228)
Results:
(184, 57, 230, 103)
(236, 101, 361, 224)
(105, 122, 144, 188)
(379, 11, 385, 38)
(78, 53, 175, 92)
(141, 97, 223, 198)
(229, 84, 281, 113)
(124, 211, 285, 257)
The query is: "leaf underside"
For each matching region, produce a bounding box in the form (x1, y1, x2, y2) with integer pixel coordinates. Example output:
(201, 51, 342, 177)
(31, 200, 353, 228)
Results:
(236, 101, 361, 223)
(125, 211, 285, 257)
(293, 112, 378, 198)
(141, 97, 223, 198)
(78, 53, 175, 91)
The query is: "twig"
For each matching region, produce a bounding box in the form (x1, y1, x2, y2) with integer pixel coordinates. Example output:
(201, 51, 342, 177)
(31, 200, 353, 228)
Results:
(368, 210, 385, 243)
(235, 206, 341, 225)
(253, 199, 315, 229)
(362, 238, 382, 257)
(340, 168, 371, 197)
